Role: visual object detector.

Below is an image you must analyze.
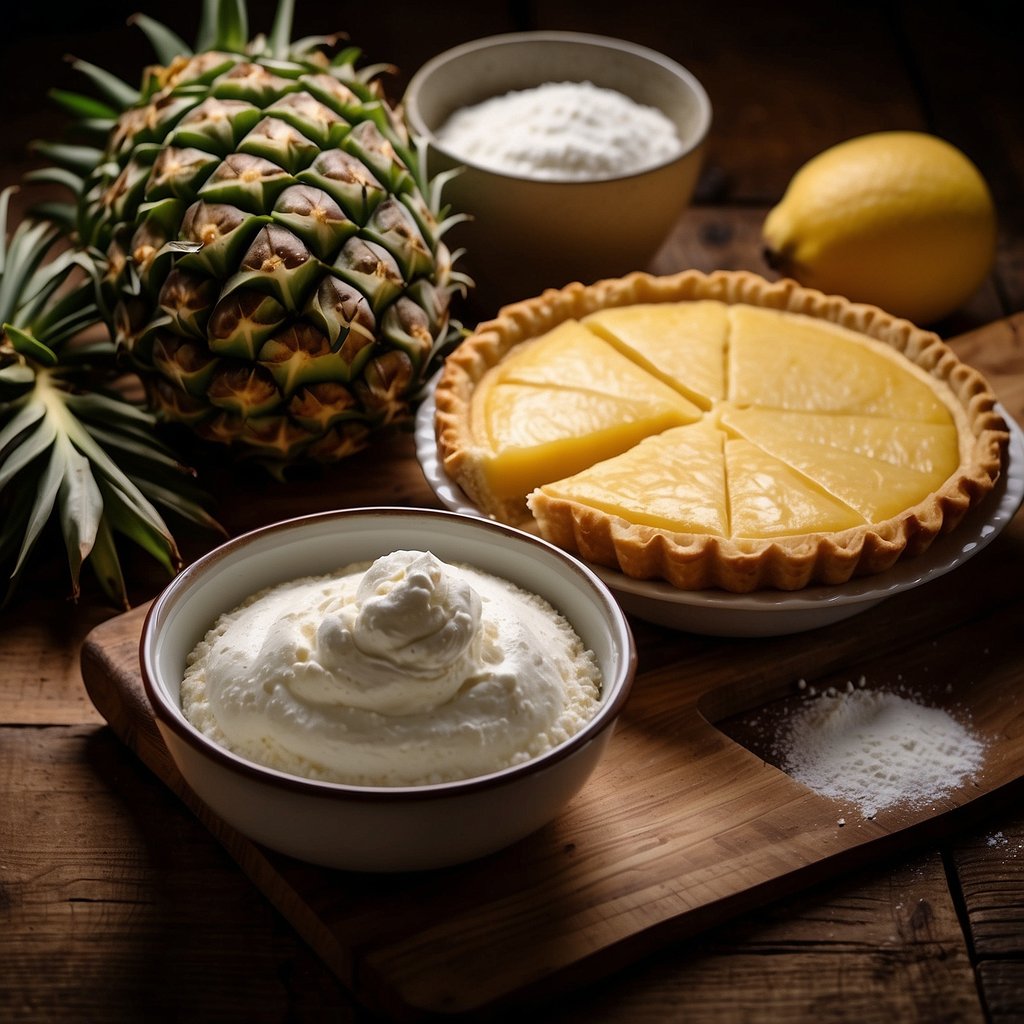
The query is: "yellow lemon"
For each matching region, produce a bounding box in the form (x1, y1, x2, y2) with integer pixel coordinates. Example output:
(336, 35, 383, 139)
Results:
(762, 131, 997, 324)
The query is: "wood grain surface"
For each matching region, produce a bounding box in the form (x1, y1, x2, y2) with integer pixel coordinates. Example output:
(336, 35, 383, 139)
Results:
(78, 312, 1024, 1016)
(4, 2, 1024, 1021)
(78, 564, 1024, 1018)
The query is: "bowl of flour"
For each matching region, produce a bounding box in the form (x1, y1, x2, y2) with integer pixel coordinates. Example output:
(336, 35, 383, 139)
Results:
(405, 32, 712, 312)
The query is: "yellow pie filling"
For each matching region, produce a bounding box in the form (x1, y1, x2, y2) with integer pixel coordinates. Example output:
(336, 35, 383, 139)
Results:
(435, 271, 1007, 591)
(469, 319, 702, 501)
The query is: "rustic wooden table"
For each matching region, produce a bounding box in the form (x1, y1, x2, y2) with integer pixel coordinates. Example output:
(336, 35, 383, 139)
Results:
(2, 2, 1022, 1021)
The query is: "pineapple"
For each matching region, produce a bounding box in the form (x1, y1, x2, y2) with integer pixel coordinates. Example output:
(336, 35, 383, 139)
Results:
(38, 0, 467, 465)
(0, 187, 219, 607)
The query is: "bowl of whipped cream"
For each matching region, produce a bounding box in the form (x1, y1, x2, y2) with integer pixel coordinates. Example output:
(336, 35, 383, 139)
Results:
(405, 31, 712, 311)
(140, 507, 636, 871)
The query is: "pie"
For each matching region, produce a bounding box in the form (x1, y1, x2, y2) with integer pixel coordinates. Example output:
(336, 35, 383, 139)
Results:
(434, 270, 1008, 592)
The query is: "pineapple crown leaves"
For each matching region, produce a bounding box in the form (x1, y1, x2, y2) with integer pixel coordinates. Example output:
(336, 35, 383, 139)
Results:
(0, 187, 222, 609)
(33, 0, 448, 209)
(30, 0, 471, 368)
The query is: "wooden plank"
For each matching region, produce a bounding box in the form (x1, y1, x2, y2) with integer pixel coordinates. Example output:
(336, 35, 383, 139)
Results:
(78, 504, 1024, 1016)
(0, 724, 359, 1021)
(0, 723, 992, 1023)
(534, 852, 985, 1023)
(0, 598, 113, 727)
(951, 810, 1024, 957)
(540, 950, 981, 1023)
(977, 961, 1024, 1024)
(651, 207, 772, 279)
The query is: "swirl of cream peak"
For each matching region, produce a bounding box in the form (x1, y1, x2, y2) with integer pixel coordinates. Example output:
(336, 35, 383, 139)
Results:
(299, 550, 484, 715)
(350, 550, 481, 669)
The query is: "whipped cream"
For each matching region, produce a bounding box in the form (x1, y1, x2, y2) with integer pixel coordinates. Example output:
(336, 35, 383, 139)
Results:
(181, 550, 602, 786)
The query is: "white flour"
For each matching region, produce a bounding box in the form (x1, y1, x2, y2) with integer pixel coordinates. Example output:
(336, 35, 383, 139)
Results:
(777, 683, 986, 819)
(435, 80, 682, 181)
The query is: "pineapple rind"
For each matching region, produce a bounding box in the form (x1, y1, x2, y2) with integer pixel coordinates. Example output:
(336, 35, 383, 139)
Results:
(71, 17, 463, 464)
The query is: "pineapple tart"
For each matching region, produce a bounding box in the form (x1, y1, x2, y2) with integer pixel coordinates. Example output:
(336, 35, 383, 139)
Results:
(434, 270, 1008, 592)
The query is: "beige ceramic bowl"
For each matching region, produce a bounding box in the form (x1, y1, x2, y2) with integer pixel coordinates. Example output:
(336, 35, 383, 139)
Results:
(404, 31, 712, 311)
(141, 507, 636, 872)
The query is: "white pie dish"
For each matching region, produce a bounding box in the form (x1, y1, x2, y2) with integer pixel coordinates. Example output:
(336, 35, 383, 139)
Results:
(414, 385, 1024, 636)
(140, 507, 636, 871)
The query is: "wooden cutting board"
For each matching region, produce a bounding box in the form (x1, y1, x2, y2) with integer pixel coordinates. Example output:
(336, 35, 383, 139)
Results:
(80, 314, 1024, 1019)
(81, 515, 1024, 1019)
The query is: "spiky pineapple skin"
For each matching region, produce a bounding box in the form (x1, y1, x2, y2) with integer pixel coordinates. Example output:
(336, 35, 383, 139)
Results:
(80, 44, 460, 464)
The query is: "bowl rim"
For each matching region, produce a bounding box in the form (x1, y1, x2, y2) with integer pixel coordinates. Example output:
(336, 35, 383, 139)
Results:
(140, 506, 637, 803)
(404, 29, 713, 186)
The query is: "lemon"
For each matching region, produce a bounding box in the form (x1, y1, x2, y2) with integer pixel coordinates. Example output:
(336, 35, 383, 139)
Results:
(762, 131, 997, 324)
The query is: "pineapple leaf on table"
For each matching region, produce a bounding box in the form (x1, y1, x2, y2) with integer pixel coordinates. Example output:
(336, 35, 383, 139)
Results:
(36, 0, 470, 469)
(0, 187, 221, 609)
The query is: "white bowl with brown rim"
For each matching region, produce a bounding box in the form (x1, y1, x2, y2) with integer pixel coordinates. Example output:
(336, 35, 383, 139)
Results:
(140, 506, 636, 871)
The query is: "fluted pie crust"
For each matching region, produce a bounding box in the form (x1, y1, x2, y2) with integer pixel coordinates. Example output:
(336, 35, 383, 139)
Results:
(434, 270, 1008, 592)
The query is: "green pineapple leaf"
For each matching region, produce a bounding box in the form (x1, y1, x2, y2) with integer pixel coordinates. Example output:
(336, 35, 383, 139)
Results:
(30, 140, 106, 178)
(206, 0, 249, 54)
(267, 0, 296, 60)
(127, 14, 193, 67)
(62, 58, 141, 112)
(48, 88, 121, 123)
(3, 324, 58, 366)
(0, 187, 222, 608)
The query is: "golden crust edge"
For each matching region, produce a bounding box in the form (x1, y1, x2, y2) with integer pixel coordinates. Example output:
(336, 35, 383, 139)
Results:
(435, 270, 1010, 590)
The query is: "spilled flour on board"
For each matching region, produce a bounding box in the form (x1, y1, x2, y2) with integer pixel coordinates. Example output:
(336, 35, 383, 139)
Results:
(770, 679, 987, 819)
(985, 831, 1024, 858)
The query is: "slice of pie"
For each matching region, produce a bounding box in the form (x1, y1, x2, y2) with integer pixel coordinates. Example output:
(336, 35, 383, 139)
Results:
(728, 305, 953, 422)
(582, 300, 728, 408)
(460, 318, 702, 520)
(717, 406, 961, 476)
(434, 270, 1008, 591)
